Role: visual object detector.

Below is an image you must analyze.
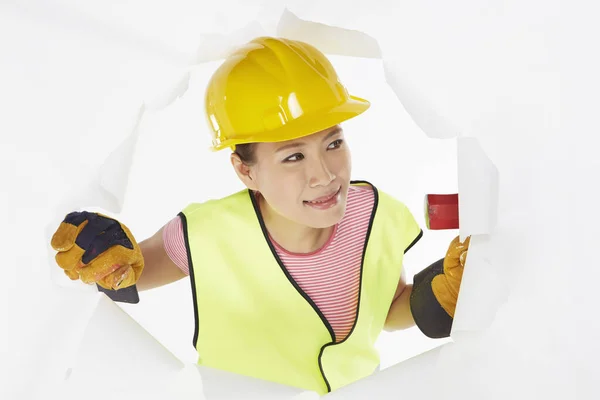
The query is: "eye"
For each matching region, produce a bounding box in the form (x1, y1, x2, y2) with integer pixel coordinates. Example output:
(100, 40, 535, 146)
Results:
(283, 153, 304, 163)
(328, 139, 344, 149)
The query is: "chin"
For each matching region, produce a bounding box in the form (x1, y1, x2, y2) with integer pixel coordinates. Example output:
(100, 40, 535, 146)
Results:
(304, 199, 347, 228)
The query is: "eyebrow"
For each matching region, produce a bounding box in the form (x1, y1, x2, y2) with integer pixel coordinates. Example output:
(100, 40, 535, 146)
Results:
(275, 127, 343, 153)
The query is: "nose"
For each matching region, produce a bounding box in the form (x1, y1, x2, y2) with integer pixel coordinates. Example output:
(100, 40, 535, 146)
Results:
(308, 156, 336, 188)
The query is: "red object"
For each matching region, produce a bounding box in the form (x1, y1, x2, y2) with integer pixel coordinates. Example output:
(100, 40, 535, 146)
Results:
(425, 193, 459, 230)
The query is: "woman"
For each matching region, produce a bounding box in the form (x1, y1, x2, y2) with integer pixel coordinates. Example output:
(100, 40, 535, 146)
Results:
(51, 36, 469, 395)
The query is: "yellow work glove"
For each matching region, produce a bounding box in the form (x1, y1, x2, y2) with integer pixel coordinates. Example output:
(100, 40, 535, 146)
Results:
(431, 235, 470, 318)
(51, 211, 144, 290)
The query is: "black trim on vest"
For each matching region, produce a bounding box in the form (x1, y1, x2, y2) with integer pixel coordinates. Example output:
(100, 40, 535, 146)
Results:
(248, 188, 336, 393)
(405, 229, 424, 254)
(179, 212, 200, 349)
(317, 179, 380, 393)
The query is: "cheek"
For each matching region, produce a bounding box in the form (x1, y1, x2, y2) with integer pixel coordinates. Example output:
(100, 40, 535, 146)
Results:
(257, 167, 304, 206)
(279, 172, 306, 204)
(330, 150, 351, 177)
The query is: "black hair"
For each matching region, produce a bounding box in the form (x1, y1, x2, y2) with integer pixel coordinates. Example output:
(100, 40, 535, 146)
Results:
(234, 143, 257, 165)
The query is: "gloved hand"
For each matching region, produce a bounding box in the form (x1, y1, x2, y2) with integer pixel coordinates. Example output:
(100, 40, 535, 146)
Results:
(431, 235, 470, 318)
(51, 211, 144, 290)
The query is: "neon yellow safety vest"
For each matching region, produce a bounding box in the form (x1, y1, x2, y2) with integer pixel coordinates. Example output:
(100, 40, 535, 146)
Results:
(179, 181, 422, 395)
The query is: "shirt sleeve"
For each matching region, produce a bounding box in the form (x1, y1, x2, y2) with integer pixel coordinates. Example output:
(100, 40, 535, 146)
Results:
(162, 216, 190, 275)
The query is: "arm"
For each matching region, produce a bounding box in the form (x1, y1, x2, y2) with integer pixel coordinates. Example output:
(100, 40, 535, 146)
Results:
(384, 268, 416, 331)
(136, 225, 187, 291)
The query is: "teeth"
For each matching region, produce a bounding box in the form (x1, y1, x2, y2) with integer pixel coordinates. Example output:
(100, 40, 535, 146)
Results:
(308, 197, 331, 204)
(306, 189, 338, 204)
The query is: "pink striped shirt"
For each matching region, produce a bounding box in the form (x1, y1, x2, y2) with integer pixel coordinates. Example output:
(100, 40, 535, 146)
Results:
(163, 185, 375, 342)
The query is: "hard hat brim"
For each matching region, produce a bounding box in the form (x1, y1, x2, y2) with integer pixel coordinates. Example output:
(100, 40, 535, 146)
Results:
(210, 95, 371, 151)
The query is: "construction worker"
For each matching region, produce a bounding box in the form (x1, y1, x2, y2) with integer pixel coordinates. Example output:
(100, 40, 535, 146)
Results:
(50, 37, 470, 395)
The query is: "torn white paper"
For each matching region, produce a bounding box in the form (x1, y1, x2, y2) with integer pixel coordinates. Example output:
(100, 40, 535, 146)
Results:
(277, 8, 382, 59)
(62, 294, 185, 393)
(457, 137, 499, 239)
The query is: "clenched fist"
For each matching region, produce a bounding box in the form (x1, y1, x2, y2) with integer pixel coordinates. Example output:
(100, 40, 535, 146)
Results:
(51, 211, 144, 290)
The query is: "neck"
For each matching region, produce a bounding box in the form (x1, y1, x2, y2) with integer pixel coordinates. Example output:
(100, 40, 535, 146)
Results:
(257, 193, 333, 254)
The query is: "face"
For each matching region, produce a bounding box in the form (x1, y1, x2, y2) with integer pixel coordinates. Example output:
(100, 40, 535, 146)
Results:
(232, 125, 352, 229)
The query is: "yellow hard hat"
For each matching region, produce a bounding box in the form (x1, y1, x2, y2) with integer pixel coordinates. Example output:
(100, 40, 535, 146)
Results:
(204, 36, 370, 151)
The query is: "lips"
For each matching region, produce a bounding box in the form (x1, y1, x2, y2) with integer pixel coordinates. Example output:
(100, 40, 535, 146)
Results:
(304, 187, 341, 204)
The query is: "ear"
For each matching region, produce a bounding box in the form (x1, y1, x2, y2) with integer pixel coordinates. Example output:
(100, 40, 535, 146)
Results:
(230, 153, 259, 191)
